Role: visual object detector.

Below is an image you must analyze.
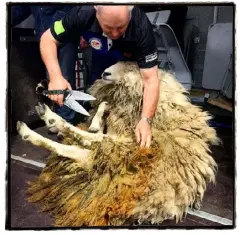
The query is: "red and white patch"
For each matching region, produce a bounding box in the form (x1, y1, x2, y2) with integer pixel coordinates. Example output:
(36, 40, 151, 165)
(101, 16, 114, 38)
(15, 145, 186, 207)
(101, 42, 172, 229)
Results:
(90, 38, 102, 50)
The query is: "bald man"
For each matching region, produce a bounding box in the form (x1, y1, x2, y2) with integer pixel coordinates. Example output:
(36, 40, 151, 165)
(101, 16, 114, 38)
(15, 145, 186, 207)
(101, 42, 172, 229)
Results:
(40, 5, 160, 148)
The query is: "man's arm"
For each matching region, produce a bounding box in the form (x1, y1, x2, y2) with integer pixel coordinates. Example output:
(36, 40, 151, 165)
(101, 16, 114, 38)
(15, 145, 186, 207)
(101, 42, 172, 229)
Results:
(39, 7, 83, 105)
(140, 65, 159, 121)
(40, 29, 72, 105)
(134, 7, 159, 147)
(39, 6, 92, 105)
(135, 65, 159, 148)
(41, 7, 81, 81)
(40, 29, 62, 80)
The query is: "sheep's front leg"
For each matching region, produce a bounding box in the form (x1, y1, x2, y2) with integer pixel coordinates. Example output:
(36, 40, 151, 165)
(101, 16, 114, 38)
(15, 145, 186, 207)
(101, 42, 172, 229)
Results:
(35, 103, 106, 143)
(88, 101, 109, 133)
(16, 121, 93, 170)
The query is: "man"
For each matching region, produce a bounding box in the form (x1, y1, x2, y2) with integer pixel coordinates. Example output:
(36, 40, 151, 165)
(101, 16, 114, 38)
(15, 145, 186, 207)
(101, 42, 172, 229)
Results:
(40, 5, 160, 148)
(11, 5, 78, 134)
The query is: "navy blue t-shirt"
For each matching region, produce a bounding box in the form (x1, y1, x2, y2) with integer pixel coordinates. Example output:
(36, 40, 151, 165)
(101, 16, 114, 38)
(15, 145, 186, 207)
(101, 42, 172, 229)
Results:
(50, 6, 158, 69)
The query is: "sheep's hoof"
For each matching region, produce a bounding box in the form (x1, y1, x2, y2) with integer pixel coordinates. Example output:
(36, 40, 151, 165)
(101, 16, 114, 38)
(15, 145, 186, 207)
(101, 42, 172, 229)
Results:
(16, 121, 30, 140)
(35, 102, 46, 117)
(193, 200, 201, 210)
(16, 121, 23, 133)
(49, 119, 56, 125)
(88, 126, 100, 133)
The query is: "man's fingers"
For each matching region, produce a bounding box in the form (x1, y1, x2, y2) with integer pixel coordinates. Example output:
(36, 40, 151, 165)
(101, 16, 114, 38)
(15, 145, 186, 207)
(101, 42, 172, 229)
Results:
(136, 122, 152, 148)
(140, 133, 151, 148)
(140, 134, 147, 148)
(136, 129, 140, 143)
(145, 135, 152, 148)
(56, 94, 64, 106)
(48, 95, 57, 103)
(66, 82, 72, 90)
(48, 94, 64, 106)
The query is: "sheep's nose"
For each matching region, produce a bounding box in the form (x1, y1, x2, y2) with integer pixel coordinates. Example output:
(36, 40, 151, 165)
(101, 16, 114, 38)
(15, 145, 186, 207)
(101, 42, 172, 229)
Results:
(102, 72, 111, 78)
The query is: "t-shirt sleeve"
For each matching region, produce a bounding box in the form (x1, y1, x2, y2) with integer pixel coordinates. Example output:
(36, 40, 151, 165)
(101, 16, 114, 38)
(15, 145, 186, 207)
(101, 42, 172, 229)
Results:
(136, 12, 158, 69)
(50, 7, 91, 43)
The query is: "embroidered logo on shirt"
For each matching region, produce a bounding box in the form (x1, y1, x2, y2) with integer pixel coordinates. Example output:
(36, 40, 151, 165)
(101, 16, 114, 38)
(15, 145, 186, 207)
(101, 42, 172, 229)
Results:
(89, 38, 102, 50)
(145, 52, 158, 63)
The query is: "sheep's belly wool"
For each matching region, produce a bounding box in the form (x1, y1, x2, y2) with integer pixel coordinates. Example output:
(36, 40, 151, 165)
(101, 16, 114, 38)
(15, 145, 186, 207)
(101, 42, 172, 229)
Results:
(26, 62, 220, 226)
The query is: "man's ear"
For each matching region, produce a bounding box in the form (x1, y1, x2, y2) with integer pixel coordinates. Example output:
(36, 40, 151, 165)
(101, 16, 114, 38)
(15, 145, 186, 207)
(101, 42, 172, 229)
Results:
(94, 6, 100, 19)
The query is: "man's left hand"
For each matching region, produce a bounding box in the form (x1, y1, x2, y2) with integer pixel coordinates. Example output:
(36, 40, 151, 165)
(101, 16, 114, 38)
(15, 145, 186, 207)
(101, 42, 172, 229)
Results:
(135, 119, 152, 148)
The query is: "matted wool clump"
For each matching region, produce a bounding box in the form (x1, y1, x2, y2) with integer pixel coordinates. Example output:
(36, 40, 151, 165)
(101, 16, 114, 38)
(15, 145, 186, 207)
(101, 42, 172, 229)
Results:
(18, 61, 220, 226)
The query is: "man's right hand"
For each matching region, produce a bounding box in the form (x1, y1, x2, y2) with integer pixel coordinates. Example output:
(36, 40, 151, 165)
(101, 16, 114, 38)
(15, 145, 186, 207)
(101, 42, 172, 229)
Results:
(48, 76, 72, 106)
(40, 30, 72, 106)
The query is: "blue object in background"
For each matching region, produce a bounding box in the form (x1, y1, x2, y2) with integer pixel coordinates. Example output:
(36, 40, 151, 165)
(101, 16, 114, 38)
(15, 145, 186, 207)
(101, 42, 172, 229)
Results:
(209, 121, 232, 128)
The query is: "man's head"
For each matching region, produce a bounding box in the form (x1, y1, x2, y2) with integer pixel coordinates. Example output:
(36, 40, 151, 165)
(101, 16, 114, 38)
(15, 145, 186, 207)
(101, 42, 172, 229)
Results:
(95, 5, 134, 40)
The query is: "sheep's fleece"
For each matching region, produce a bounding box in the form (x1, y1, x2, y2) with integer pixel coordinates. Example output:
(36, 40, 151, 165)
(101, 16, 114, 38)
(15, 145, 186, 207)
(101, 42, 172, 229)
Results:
(24, 61, 220, 226)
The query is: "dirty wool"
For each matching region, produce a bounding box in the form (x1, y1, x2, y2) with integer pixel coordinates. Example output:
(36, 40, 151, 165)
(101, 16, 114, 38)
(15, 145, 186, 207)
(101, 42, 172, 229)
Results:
(26, 62, 220, 226)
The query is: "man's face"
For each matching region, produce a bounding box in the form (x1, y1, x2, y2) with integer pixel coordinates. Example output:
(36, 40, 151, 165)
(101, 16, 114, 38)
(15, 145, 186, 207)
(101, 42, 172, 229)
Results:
(99, 21, 129, 40)
(96, 7, 130, 40)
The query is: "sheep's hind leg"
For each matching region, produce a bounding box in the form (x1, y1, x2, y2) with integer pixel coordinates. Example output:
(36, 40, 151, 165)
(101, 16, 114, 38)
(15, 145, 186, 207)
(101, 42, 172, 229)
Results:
(16, 121, 92, 170)
(35, 102, 106, 143)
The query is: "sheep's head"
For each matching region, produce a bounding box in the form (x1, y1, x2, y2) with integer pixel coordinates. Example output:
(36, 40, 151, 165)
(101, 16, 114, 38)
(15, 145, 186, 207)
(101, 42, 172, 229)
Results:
(88, 62, 145, 135)
(88, 61, 144, 107)
(101, 61, 143, 92)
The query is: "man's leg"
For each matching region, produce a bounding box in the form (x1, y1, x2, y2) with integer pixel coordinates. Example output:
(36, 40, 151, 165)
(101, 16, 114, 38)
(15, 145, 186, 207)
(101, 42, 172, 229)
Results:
(52, 42, 78, 126)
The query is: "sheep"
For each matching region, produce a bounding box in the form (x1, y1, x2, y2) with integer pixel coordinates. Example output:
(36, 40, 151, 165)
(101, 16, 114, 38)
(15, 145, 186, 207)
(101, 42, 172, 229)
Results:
(16, 61, 220, 226)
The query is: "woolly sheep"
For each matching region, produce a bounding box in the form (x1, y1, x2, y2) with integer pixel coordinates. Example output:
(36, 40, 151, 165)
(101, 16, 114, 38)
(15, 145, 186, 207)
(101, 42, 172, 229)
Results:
(17, 61, 220, 226)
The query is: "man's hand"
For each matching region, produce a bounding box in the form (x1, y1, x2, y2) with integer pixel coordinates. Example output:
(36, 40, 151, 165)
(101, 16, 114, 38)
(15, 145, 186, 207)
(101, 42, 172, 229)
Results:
(135, 118, 152, 148)
(137, 65, 159, 148)
(48, 76, 72, 106)
(40, 29, 71, 106)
